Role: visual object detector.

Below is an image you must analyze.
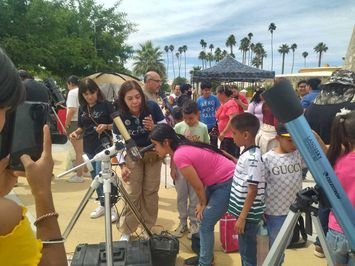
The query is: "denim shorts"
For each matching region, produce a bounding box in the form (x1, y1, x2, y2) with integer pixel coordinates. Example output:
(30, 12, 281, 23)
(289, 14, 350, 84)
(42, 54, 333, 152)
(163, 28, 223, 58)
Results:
(326, 229, 355, 265)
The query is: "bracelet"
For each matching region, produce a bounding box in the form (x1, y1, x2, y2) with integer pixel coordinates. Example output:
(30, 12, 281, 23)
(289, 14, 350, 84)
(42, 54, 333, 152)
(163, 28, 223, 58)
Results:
(34, 212, 59, 226)
(41, 238, 65, 245)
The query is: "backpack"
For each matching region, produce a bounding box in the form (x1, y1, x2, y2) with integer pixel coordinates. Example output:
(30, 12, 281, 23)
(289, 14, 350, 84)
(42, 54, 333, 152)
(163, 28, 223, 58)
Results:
(287, 215, 308, 249)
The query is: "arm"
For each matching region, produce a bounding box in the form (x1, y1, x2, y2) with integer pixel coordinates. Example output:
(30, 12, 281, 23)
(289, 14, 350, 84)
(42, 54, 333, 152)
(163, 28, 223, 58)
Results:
(179, 165, 207, 221)
(65, 107, 77, 128)
(312, 130, 328, 154)
(234, 184, 258, 234)
(219, 113, 237, 140)
(20, 125, 67, 266)
(236, 98, 248, 110)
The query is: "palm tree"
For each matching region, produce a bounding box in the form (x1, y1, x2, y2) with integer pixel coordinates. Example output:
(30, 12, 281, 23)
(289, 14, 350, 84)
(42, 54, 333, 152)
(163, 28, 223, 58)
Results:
(314, 42, 328, 67)
(176, 50, 182, 77)
(268, 22, 277, 70)
(249, 43, 255, 65)
(209, 44, 214, 54)
(302, 51, 309, 67)
(214, 47, 222, 63)
(253, 42, 267, 69)
(247, 32, 253, 65)
(169, 45, 175, 79)
(239, 37, 250, 64)
(199, 51, 207, 69)
(164, 45, 169, 79)
(200, 39, 207, 51)
(278, 44, 290, 74)
(222, 50, 228, 58)
(182, 45, 188, 78)
(225, 34, 236, 57)
(133, 40, 166, 78)
(207, 52, 214, 67)
(290, 43, 297, 73)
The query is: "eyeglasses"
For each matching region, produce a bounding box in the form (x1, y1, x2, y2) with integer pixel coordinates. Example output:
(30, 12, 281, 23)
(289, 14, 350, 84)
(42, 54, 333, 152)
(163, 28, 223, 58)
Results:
(299, 85, 306, 88)
(150, 79, 163, 84)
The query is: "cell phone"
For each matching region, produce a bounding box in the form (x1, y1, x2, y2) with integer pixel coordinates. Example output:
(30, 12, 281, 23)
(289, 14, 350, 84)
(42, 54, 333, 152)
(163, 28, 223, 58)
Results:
(0, 101, 48, 170)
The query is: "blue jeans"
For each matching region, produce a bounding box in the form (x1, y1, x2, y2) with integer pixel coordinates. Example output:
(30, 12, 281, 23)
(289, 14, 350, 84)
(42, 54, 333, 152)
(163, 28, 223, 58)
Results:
(238, 221, 259, 266)
(265, 214, 287, 266)
(199, 179, 232, 266)
(87, 153, 103, 206)
(327, 229, 355, 265)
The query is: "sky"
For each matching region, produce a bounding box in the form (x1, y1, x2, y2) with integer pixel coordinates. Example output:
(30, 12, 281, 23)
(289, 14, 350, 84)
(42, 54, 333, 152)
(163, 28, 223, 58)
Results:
(98, 0, 355, 81)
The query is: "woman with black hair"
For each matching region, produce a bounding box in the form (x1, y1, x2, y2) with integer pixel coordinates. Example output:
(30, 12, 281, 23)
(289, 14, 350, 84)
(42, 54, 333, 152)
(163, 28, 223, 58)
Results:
(247, 87, 265, 123)
(150, 123, 235, 266)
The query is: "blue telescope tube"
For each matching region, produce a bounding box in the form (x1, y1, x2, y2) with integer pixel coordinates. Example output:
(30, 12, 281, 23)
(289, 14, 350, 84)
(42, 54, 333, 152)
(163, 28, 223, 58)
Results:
(262, 80, 355, 249)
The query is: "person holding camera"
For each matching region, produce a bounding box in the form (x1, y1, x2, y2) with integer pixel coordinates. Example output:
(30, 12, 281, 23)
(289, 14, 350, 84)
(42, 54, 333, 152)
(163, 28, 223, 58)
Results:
(69, 78, 118, 222)
(0, 48, 67, 265)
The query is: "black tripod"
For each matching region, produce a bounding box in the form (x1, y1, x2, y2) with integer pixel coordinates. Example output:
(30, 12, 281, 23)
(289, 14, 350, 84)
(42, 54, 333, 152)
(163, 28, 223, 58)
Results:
(263, 186, 335, 266)
(57, 141, 153, 265)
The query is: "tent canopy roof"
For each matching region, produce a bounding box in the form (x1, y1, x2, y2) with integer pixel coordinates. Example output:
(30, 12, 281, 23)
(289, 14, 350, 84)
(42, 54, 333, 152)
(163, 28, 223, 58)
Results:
(193, 55, 275, 82)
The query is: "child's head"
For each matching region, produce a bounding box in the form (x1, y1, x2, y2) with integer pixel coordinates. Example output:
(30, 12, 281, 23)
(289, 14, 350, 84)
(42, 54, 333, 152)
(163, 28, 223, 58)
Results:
(275, 123, 296, 153)
(230, 113, 260, 147)
(182, 100, 199, 127)
(200, 81, 212, 98)
(172, 106, 183, 122)
(328, 109, 355, 166)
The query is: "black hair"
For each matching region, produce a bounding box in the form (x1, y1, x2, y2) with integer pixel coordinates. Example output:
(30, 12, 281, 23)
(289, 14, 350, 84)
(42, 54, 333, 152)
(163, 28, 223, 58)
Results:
(216, 85, 233, 97)
(0, 48, 25, 111)
(200, 81, 212, 90)
(180, 83, 192, 94)
(149, 123, 228, 158)
(78, 78, 105, 106)
(250, 88, 265, 104)
(117, 80, 149, 115)
(18, 69, 34, 80)
(182, 100, 199, 114)
(67, 75, 80, 86)
(297, 80, 307, 87)
(327, 110, 355, 166)
(172, 106, 183, 121)
(306, 78, 321, 90)
(230, 112, 260, 137)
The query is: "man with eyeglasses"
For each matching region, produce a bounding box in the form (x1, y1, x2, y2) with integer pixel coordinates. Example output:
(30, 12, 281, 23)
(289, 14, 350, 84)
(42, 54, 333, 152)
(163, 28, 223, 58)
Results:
(143, 71, 162, 103)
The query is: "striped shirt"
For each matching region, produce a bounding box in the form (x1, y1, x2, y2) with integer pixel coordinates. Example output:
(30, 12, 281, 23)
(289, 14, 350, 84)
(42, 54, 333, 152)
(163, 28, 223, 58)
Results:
(228, 146, 266, 222)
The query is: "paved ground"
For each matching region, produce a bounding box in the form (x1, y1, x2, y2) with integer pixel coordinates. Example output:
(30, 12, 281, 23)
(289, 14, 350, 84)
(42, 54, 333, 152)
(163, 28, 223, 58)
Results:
(9, 142, 327, 265)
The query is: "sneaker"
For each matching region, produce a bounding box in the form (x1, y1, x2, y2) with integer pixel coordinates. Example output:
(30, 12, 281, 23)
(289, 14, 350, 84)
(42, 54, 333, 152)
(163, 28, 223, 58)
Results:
(172, 223, 188, 238)
(90, 206, 105, 219)
(314, 244, 325, 258)
(120, 233, 130, 241)
(187, 223, 199, 240)
(66, 175, 84, 183)
(111, 207, 118, 223)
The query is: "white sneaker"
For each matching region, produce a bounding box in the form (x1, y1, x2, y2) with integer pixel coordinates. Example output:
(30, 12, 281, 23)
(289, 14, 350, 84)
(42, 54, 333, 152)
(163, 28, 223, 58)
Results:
(187, 223, 199, 240)
(120, 233, 130, 241)
(111, 207, 118, 223)
(171, 223, 188, 238)
(90, 206, 105, 218)
(66, 175, 84, 183)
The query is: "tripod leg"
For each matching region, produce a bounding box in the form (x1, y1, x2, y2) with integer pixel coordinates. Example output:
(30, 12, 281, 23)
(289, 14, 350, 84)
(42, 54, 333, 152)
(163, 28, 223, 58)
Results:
(312, 215, 335, 266)
(103, 178, 113, 266)
(263, 211, 300, 266)
(63, 180, 98, 239)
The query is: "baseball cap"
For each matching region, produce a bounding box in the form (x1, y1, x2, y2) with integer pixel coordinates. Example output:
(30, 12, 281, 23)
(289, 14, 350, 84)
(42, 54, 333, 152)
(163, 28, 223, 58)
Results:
(324, 69, 355, 87)
(276, 123, 290, 137)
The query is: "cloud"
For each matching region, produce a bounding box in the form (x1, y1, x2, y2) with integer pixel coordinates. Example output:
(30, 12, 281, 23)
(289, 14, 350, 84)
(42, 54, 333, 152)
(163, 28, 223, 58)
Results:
(99, 0, 355, 78)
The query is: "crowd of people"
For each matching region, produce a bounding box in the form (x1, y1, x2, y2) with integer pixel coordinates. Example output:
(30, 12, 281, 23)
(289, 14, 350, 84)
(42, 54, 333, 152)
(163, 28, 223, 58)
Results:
(0, 43, 354, 266)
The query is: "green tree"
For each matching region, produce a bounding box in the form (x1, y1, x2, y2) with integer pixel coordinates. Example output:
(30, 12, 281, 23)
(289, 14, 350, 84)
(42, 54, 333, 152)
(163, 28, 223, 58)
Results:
(247, 32, 253, 65)
(239, 37, 250, 64)
(268, 22, 277, 70)
(314, 42, 328, 67)
(182, 45, 188, 78)
(253, 42, 267, 69)
(222, 50, 228, 58)
(207, 52, 214, 68)
(200, 39, 207, 51)
(226, 34, 236, 57)
(278, 44, 290, 74)
(209, 43, 214, 54)
(199, 51, 207, 69)
(214, 47, 223, 63)
(169, 44, 175, 79)
(164, 45, 169, 79)
(290, 43, 297, 73)
(132, 41, 166, 78)
(302, 51, 309, 67)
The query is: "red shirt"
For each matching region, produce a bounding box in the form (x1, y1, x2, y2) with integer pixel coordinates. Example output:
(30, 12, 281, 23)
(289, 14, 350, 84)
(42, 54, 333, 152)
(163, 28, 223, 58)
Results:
(237, 94, 248, 113)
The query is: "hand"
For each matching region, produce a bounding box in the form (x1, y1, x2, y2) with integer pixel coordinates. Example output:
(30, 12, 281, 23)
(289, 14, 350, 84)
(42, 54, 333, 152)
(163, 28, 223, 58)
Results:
(95, 124, 107, 134)
(234, 217, 246, 234)
(143, 115, 154, 131)
(69, 131, 79, 140)
(19, 125, 54, 197)
(120, 165, 131, 182)
(0, 156, 18, 197)
(218, 132, 225, 141)
(195, 203, 206, 222)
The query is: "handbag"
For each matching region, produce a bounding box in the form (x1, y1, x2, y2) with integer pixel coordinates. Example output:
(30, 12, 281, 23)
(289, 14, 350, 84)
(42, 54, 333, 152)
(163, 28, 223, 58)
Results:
(150, 231, 179, 266)
(219, 213, 239, 252)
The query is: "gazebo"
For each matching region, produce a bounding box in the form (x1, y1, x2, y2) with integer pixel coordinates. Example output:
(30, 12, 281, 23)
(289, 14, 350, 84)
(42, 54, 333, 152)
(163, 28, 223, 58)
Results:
(192, 55, 275, 82)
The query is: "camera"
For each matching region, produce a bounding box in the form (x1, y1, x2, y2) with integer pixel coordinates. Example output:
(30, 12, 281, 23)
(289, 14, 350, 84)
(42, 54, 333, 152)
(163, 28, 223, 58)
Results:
(0, 101, 48, 170)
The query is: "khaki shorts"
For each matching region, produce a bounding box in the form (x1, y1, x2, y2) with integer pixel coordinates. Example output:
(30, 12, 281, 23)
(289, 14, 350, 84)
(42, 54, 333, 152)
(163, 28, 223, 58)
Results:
(67, 121, 83, 140)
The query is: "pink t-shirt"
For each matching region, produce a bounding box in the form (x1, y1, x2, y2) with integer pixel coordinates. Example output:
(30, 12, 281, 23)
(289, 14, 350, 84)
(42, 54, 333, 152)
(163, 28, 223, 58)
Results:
(216, 99, 239, 138)
(328, 152, 355, 233)
(173, 145, 235, 186)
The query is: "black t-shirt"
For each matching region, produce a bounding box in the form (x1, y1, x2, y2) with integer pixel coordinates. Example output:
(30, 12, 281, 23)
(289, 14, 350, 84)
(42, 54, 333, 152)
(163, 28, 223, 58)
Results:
(78, 100, 114, 155)
(24, 79, 50, 103)
(305, 101, 355, 144)
(114, 101, 165, 147)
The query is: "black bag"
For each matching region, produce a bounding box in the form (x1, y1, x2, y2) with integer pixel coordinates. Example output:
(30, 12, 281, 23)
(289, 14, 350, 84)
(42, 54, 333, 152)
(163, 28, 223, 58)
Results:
(287, 216, 308, 249)
(150, 232, 179, 266)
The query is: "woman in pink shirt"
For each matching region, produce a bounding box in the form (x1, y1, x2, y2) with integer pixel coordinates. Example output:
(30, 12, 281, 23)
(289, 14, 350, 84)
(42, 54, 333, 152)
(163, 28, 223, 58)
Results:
(325, 110, 355, 265)
(216, 85, 240, 158)
(150, 123, 236, 266)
